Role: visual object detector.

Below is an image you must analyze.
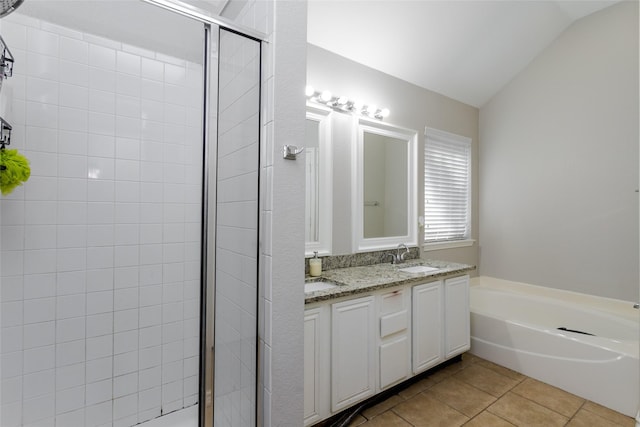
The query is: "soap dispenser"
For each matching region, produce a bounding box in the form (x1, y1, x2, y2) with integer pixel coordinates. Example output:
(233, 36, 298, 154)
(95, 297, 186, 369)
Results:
(309, 251, 322, 277)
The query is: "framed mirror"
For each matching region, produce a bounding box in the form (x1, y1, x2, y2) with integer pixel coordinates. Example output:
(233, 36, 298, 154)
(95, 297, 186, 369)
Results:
(305, 103, 333, 256)
(352, 117, 417, 252)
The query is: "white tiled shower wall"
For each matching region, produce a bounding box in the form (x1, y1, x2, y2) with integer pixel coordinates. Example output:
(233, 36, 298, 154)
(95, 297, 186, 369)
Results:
(0, 13, 202, 427)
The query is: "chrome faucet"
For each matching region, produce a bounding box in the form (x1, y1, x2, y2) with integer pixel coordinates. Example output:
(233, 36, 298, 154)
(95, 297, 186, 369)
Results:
(396, 244, 409, 263)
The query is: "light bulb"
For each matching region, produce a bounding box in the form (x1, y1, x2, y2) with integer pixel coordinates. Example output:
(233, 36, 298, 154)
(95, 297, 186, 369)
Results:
(305, 85, 315, 97)
(337, 96, 349, 105)
(380, 108, 390, 118)
(320, 90, 332, 102)
(367, 104, 377, 116)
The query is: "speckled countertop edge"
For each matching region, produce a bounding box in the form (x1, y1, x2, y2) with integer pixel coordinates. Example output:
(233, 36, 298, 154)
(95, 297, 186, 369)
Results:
(304, 259, 476, 303)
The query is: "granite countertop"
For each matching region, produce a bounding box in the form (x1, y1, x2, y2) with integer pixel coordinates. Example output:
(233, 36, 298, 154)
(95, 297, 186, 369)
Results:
(304, 259, 476, 303)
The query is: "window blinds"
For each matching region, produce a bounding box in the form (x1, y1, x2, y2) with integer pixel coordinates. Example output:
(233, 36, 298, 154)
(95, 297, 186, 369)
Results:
(424, 131, 471, 243)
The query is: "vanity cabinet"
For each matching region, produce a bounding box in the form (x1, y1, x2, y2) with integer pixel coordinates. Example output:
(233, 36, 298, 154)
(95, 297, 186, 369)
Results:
(444, 275, 470, 358)
(412, 280, 444, 374)
(304, 306, 330, 426)
(331, 295, 376, 412)
(378, 287, 411, 390)
(412, 275, 470, 374)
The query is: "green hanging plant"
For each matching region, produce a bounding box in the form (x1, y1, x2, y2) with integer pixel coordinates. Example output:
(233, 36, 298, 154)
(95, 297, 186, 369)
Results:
(0, 148, 30, 195)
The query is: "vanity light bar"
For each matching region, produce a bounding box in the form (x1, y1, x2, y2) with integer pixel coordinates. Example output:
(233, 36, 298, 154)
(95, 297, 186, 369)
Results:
(305, 85, 390, 120)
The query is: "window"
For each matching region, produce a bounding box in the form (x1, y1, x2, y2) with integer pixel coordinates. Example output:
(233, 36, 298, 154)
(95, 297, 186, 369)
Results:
(424, 128, 471, 246)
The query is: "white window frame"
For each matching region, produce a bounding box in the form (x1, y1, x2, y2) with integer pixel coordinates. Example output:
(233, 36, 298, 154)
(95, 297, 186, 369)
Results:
(423, 127, 473, 251)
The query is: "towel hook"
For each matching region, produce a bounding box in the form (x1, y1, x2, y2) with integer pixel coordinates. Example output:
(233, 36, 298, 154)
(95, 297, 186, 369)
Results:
(283, 144, 304, 160)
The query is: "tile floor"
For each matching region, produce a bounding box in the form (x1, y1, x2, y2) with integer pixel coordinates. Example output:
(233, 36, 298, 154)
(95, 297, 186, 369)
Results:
(347, 353, 635, 427)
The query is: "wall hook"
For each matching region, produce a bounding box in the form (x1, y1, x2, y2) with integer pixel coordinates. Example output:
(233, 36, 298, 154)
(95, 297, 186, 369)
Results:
(283, 145, 304, 160)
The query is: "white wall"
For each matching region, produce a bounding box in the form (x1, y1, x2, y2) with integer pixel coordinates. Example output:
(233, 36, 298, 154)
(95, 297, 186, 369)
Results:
(307, 44, 479, 267)
(479, 1, 639, 301)
(0, 13, 202, 427)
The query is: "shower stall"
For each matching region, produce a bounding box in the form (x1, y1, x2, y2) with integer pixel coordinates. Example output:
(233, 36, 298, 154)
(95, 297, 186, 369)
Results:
(0, 1, 264, 426)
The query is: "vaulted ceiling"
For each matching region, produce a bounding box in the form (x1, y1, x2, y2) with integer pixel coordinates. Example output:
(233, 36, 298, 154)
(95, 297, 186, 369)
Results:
(307, 0, 620, 107)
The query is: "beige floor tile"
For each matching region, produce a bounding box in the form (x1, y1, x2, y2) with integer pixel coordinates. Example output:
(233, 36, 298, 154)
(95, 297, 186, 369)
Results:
(475, 359, 526, 382)
(393, 392, 469, 427)
(427, 377, 497, 417)
(348, 414, 368, 426)
(362, 395, 404, 420)
(511, 378, 584, 418)
(566, 408, 621, 427)
(360, 411, 412, 427)
(398, 376, 436, 399)
(582, 402, 635, 427)
(488, 392, 568, 427)
(463, 411, 516, 427)
(453, 364, 520, 397)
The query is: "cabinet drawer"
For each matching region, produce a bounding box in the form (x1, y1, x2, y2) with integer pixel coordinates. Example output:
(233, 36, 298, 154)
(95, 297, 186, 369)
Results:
(379, 288, 407, 315)
(380, 309, 408, 338)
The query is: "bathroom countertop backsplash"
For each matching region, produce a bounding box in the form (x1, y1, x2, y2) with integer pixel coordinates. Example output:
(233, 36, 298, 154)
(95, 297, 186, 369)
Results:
(304, 258, 476, 303)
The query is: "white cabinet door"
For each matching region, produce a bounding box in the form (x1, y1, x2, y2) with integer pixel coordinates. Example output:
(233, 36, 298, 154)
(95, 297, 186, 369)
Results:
(331, 296, 376, 412)
(444, 275, 470, 358)
(304, 306, 329, 426)
(412, 281, 443, 374)
(379, 335, 410, 390)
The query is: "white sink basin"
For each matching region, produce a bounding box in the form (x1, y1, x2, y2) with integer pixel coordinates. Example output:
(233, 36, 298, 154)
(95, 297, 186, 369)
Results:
(305, 281, 337, 293)
(398, 265, 439, 274)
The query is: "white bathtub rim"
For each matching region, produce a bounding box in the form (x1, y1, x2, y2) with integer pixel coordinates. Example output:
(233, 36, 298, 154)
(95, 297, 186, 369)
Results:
(470, 276, 639, 322)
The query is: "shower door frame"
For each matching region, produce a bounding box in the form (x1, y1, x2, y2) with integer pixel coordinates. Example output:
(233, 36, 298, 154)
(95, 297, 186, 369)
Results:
(140, 1, 267, 426)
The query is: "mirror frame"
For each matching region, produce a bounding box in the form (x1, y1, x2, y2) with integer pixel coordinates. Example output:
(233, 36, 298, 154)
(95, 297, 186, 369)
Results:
(352, 117, 418, 252)
(305, 102, 333, 256)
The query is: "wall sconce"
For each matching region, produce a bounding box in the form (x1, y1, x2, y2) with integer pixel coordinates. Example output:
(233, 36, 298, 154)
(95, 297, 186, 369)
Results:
(306, 85, 390, 120)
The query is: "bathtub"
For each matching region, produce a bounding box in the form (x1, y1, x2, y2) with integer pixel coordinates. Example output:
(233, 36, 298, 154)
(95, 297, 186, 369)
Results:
(469, 276, 639, 417)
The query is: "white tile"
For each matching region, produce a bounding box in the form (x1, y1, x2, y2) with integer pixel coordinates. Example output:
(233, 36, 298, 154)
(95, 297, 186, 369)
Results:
(57, 177, 88, 202)
(23, 297, 55, 324)
(141, 58, 163, 81)
(114, 308, 138, 333)
(140, 141, 163, 162)
(56, 340, 85, 367)
(59, 60, 89, 87)
(59, 36, 89, 64)
(139, 224, 162, 244)
(113, 351, 138, 376)
(27, 28, 59, 56)
(113, 266, 138, 289)
(139, 305, 161, 329)
(115, 181, 139, 203)
(23, 273, 55, 299)
(86, 335, 112, 362)
(113, 393, 137, 421)
(114, 330, 138, 355)
(141, 99, 163, 122)
(116, 73, 140, 98)
(141, 78, 163, 102)
(115, 159, 139, 181)
(139, 244, 162, 265)
(57, 270, 86, 295)
(86, 357, 112, 384)
(23, 345, 55, 374)
(1, 325, 23, 354)
(88, 66, 116, 94)
(1, 251, 23, 277)
(138, 349, 161, 375)
(88, 156, 115, 180)
(116, 51, 140, 76)
(56, 317, 86, 344)
(139, 183, 162, 203)
(22, 393, 55, 424)
(161, 359, 182, 384)
(56, 294, 86, 320)
(139, 264, 162, 286)
(85, 312, 113, 338)
(1, 301, 23, 328)
(2, 225, 25, 250)
(116, 95, 141, 119)
(114, 245, 139, 267)
(2, 350, 23, 380)
(87, 179, 115, 202)
(26, 52, 59, 81)
(57, 225, 87, 248)
(114, 203, 140, 224)
(88, 111, 115, 136)
(58, 130, 87, 155)
(59, 106, 88, 133)
(116, 116, 141, 139)
(59, 83, 89, 109)
(26, 76, 59, 105)
(24, 201, 57, 225)
(114, 287, 138, 311)
(23, 369, 55, 399)
(89, 88, 116, 114)
(25, 126, 57, 154)
(139, 285, 161, 307)
(1, 200, 25, 226)
(86, 379, 112, 405)
(84, 401, 112, 427)
(139, 203, 163, 224)
(2, 376, 23, 405)
(87, 224, 114, 247)
(162, 263, 183, 284)
(86, 269, 114, 293)
(88, 45, 116, 70)
(86, 290, 114, 315)
(23, 321, 55, 349)
(55, 362, 85, 391)
(57, 202, 87, 225)
(161, 379, 182, 404)
(87, 202, 114, 225)
(56, 408, 85, 427)
(113, 372, 137, 399)
(56, 247, 87, 272)
(138, 387, 160, 412)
